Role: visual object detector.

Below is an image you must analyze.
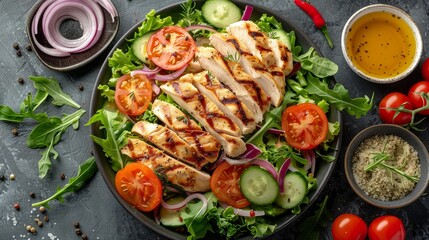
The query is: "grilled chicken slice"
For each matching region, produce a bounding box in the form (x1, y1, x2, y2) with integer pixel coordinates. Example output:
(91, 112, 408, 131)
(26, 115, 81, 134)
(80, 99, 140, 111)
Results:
(210, 33, 284, 106)
(227, 21, 286, 97)
(132, 121, 209, 169)
(268, 39, 294, 76)
(121, 138, 211, 192)
(152, 99, 220, 163)
(193, 71, 256, 134)
(160, 78, 246, 157)
(196, 47, 269, 122)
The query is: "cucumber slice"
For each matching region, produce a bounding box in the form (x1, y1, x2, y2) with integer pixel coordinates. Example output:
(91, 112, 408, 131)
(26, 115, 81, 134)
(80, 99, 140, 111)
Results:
(202, 0, 241, 28)
(276, 172, 308, 209)
(131, 31, 153, 64)
(240, 166, 279, 205)
(271, 29, 292, 50)
(159, 196, 185, 227)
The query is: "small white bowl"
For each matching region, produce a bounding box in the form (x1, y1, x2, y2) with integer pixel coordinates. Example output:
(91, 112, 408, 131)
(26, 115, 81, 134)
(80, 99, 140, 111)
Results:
(341, 4, 423, 84)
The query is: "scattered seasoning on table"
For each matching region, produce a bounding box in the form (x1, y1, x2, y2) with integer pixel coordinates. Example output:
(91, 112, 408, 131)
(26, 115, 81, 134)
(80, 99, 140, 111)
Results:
(30, 226, 37, 234)
(0, 175, 5, 181)
(44, 215, 50, 222)
(13, 42, 19, 50)
(35, 218, 43, 227)
(26, 225, 32, 232)
(16, 50, 22, 57)
(75, 228, 83, 236)
(9, 173, 16, 180)
(73, 221, 80, 228)
(78, 84, 84, 91)
(14, 203, 20, 211)
(12, 127, 18, 136)
(82, 234, 88, 240)
(39, 206, 46, 213)
(352, 134, 420, 201)
(60, 173, 66, 180)
(29, 192, 36, 198)
(17, 77, 24, 84)
(25, 44, 32, 51)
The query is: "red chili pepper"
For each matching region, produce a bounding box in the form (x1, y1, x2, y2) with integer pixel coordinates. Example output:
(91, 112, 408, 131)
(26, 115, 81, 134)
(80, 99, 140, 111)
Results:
(294, 0, 334, 48)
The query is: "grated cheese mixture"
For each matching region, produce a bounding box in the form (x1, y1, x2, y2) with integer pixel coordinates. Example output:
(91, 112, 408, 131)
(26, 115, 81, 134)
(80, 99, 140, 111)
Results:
(352, 134, 420, 201)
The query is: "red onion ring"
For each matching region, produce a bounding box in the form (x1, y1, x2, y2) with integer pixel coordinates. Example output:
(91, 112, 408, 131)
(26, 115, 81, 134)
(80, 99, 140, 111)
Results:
(185, 25, 217, 33)
(153, 64, 189, 81)
(256, 125, 285, 135)
(31, 0, 117, 57)
(219, 202, 264, 217)
(153, 206, 161, 225)
(278, 158, 291, 193)
(251, 159, 278, 180)
(161, 193, 207, 218)
(131, 66, 162, 78)
(241, 5, 254, 21)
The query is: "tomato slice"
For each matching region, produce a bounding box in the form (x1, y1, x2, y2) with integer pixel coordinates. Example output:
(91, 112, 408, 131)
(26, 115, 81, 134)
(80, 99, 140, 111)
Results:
(115, 163, 163, 212)
(281, 103, 329, 150)
(114, 74, 152, 116)
(147, 26, 196, 71)
(210, 161, 250, 208)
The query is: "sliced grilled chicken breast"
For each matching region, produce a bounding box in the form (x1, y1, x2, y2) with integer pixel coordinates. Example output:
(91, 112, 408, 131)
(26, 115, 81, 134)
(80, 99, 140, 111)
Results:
(160, 78, 246, 157)
(227, 21, 286, 96)
(121, 138, 211, 192)
(196, 46, 269, 122)
(193, 71, 256, 134)
(132, 121, 209, 169)
(210, 33, 284, 106)
(152, 99, 220, 163)
(268, 38, 293, 76)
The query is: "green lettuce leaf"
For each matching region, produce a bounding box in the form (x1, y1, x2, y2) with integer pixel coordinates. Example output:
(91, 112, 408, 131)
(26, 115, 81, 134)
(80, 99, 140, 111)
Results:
(133, 9, 174, 39)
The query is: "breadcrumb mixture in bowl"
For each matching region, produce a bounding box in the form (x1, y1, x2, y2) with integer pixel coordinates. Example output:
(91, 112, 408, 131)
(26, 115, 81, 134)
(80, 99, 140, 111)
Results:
(344, 124, 429, 209)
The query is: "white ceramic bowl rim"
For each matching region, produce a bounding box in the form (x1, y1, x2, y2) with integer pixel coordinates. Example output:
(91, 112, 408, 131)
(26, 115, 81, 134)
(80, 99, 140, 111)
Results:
(341, 4, 423, 84)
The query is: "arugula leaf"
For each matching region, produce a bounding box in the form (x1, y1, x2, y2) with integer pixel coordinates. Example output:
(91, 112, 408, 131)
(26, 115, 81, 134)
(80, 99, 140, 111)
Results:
(305, 74, 373, 118)
(38, 137, 59, 179)
(32, 157, 98, 208)
(295, 48, 338, 78)
(0, 91, 49, 123)
(297, 195, 331, 240)
(87, 109, 129, 172)
(26, 109, 86, 148)
(29, 76, 80, 109)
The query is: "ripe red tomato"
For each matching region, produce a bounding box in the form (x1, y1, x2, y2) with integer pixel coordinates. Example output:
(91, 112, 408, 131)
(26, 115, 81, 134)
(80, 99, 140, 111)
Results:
(281, 103, 328, 150)
(332, 213, 367, 240)
(210, 161, 250, 208)
(115, 163, 163, 212)
(115, 74, 152, 116)
(421, 57, 429, 80)
(408, 81, 429, 115)
(147, 26, 196, 71)
(368, 215, 405, 240)
(378, 92, 413, 125)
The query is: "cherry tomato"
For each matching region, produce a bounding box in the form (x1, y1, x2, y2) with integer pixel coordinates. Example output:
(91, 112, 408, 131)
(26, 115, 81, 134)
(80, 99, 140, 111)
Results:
(210, 161, 250, 208)
(408, 81, 429, 115)
(421, 57, 429, 80)
(378, 92, 413, 125)
(281, 103, 328, 150)
(115, 163, 163, 212)
(332, 213, 368, 240)
(368, 215, 405, 240)
(114, 74, 152, 116)
(147, 26, 196, 71)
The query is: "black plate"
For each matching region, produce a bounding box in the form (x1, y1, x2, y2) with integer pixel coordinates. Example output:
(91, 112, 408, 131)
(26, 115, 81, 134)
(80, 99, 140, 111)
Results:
(26, 0, 120, 71)
(90, 1, 342, 239)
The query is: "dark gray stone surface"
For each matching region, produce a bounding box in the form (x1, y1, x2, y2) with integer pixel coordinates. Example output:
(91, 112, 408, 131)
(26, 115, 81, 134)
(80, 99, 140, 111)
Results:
(0, 0, 428, 239)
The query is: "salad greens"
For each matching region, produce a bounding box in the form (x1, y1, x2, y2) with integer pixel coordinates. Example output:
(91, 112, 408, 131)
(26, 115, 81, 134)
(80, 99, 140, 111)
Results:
(297, 195, 331, 240)
(90, 3, 374, 240)
(32, 157, 98, 208)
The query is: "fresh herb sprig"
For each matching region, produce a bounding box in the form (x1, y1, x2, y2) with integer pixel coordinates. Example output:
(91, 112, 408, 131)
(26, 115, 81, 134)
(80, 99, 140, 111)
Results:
(365, 142, 419, 182)
(223, 52, 241, 63)
(32, 157, 98, 208)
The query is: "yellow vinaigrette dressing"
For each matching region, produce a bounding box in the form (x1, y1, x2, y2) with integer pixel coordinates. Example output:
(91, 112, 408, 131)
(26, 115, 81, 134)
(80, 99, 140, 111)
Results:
(346, 11, 416, 79)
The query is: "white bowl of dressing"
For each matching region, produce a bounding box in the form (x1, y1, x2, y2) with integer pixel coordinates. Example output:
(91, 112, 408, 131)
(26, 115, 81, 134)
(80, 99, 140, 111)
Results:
(341, 4, 423, 84)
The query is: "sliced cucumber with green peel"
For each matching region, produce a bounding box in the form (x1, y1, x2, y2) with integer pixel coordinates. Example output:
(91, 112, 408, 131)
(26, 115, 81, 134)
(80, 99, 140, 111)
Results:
(271, 29, 292, 50)
(239, 166, 279, 205)
(131, 32, 153, 64)
(159, 196, 185, 227)
(276, 172, 308, 209)
(202, 0, 242, 28)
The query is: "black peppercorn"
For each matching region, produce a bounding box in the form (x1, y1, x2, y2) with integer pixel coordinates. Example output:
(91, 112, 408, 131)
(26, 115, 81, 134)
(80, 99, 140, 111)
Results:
(73, 221, 80, 228)
(16, 50, 22, 57)
(13, 42, 19, 50)
(12, 127, 18, 136)
(82, 234, 88, 240)
(17, 77, 24, 84)
(29, 192, 36, 198)
(25, 44, 32, 51)
(75, 228, 82, 236)
(78, 85, 84, 91)
(43, 215, 49, 222)
(60, 173, 65, 180)
(0, 175, 5, 181)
